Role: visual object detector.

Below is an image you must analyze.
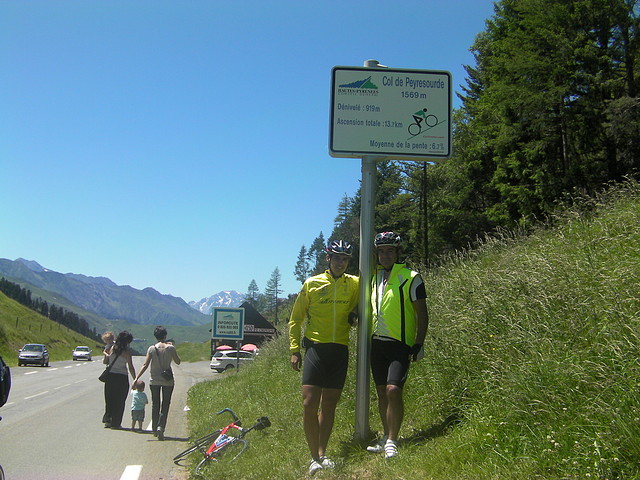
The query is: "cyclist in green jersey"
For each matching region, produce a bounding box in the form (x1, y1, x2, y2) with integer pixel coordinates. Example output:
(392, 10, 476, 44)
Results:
(367, 232, 428, 459)
(289, 240, 359, 475)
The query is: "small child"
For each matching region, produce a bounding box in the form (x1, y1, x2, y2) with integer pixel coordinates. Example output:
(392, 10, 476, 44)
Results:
(131, 380, 149, 431)
(102, 331, 115, 357)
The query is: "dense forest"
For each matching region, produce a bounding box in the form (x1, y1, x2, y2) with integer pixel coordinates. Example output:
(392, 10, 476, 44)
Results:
(294, 0, 639, 280)
(0, 277, 101, 341)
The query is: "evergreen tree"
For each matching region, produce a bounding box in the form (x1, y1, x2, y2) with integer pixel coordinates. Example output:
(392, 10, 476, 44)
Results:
(329, 194, 360, 274)
(457, 0, 640, 227)
(308, 232, 328, 275)
(245, 279, 260, 307)
(294, 246, 310, 284)
(264, 267, 283, 324)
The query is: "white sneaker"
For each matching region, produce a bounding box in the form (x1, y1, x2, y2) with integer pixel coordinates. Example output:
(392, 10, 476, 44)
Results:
(366, 436, 387, 453)
(309, 459, 323, 475)
(384, 439, 398, 459)
(319, 456, 335, 469)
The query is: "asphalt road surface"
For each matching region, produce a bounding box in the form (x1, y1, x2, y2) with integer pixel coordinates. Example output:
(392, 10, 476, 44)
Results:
(0, 355, 215, 480)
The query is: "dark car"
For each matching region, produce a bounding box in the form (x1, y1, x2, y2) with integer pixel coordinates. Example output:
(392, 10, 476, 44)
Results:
(18, 344, 50, 367)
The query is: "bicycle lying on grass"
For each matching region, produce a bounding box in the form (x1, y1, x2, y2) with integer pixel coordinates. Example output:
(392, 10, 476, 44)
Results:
(173, 408, 271, 475)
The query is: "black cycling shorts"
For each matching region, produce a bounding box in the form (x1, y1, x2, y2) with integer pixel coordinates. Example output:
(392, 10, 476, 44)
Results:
(370, 337, 411, 388)
(302, 341, 349, 389)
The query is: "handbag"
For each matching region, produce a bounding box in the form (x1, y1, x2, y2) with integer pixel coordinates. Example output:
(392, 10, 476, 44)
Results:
(98, 368, 112, 383)
(99, 350, 121, 382)
(154, 346, 173, 380)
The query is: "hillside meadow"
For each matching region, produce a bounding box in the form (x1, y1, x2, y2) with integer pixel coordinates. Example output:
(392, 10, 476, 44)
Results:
(182, 179, 640, 480)
(0, 294, 101, 365)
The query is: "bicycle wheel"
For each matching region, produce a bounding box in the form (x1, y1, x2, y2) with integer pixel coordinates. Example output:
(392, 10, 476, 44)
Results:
(173, 430, 221, 464)
(194, 438, 248, 475)
(408, 123, 421, 136)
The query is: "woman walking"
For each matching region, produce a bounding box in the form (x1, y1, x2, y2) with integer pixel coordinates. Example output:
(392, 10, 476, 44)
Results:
(103, 331, 136, 429)
(134, 326, 181, 440)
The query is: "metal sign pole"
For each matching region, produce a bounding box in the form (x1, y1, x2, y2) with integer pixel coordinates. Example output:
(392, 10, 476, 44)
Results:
(355, 154, 376, 440)
(354, 59, 384, 441)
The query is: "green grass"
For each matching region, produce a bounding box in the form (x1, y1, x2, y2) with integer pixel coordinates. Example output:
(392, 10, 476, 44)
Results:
(175, 340, 212, 363)
(182, 179, 640, 479)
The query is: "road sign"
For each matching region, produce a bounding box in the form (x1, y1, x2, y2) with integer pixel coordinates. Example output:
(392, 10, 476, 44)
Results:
(330, 66, 452, 160)
(212, 307, 245, 341)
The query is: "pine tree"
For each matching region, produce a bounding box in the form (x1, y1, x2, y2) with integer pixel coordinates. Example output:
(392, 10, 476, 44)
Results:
(294, 246, 310, 284)
(308, 232, 328, 275)
(264, 267, 283, 324)
(245, 279, 260, 307)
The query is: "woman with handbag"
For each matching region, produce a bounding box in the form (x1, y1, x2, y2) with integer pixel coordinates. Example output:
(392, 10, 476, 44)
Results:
(134, 326, 181, 440)
(102, 331, 136, 429)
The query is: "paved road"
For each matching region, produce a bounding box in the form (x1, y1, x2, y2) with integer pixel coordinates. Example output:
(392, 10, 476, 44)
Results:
(0, 356, 215, 480)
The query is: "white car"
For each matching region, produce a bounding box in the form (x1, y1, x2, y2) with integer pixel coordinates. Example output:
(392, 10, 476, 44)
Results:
(72, 346, 92, 361)
(210, 350, 255, 372)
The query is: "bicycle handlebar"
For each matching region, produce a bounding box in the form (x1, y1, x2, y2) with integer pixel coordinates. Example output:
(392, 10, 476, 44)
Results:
(216, 408, 239, 422)
(216, 409, 271, 434)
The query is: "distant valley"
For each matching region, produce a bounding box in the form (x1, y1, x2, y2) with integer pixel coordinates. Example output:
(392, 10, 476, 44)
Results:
(0, 258, 245, 333)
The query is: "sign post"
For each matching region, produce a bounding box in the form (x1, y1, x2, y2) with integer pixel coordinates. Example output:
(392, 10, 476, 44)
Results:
(212, 307, 246, 371)
(329, 60, 451, 441)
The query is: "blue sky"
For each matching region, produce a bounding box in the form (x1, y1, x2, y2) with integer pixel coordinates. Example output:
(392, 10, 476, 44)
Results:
(1, 0, 496, 303)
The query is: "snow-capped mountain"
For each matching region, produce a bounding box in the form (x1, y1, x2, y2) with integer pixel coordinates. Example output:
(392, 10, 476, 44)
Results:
(189, 290, 245, 315)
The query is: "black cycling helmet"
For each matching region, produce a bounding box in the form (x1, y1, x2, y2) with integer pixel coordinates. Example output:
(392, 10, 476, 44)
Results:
(326, 240, 353, 256)
(374, 231, 402, 248)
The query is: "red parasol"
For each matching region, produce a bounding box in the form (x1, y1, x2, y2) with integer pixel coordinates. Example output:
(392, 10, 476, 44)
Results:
(240, 343, 258, 352)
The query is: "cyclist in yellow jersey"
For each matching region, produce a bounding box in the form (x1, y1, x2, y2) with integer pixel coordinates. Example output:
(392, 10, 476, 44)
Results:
(289, 240, 359, 475)
(367, 232, 428, 459)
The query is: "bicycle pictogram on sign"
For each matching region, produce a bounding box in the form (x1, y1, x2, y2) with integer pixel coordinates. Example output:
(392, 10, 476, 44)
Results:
(407, 108, 439, 137)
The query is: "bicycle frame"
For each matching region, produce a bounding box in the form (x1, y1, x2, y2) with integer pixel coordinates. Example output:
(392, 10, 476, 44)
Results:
(173, 407, 271, 471)
(204, 419, 244, 456)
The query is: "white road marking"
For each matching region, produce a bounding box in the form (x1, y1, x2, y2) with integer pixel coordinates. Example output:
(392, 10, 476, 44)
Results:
(55, 384, 72, 390)
(24, 371, 38, 375)
(120, 465, 142, 480)
(24, 391, 49, 400)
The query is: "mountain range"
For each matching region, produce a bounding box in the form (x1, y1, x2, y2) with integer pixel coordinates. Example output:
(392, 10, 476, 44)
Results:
(189, 291, 245, 315)
(0, 258, 244, 327)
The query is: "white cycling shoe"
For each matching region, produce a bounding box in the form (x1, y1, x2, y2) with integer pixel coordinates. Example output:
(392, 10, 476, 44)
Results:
(384, 439, 398, 459)
(366, 436, 388, 453)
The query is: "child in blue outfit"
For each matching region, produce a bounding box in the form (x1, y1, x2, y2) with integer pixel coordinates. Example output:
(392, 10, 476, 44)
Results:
(131, 380, 149, 431)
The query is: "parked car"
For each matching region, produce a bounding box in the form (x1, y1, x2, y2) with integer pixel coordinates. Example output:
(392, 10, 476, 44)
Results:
(72, 346, 92, 361)
(210, 350, 255, 372)
(18, 344, 49, 367)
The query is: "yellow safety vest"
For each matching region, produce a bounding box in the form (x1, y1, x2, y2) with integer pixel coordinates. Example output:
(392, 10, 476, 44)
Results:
(371, 264, 419, 346)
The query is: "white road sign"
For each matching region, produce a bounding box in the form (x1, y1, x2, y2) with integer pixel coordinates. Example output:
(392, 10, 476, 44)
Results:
(330, 66, 452, 160)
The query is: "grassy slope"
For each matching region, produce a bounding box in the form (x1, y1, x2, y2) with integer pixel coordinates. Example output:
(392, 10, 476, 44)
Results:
(0, 293, 103, 366)
(1, 277, 213, 344)
(184, 179, 640, 479)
